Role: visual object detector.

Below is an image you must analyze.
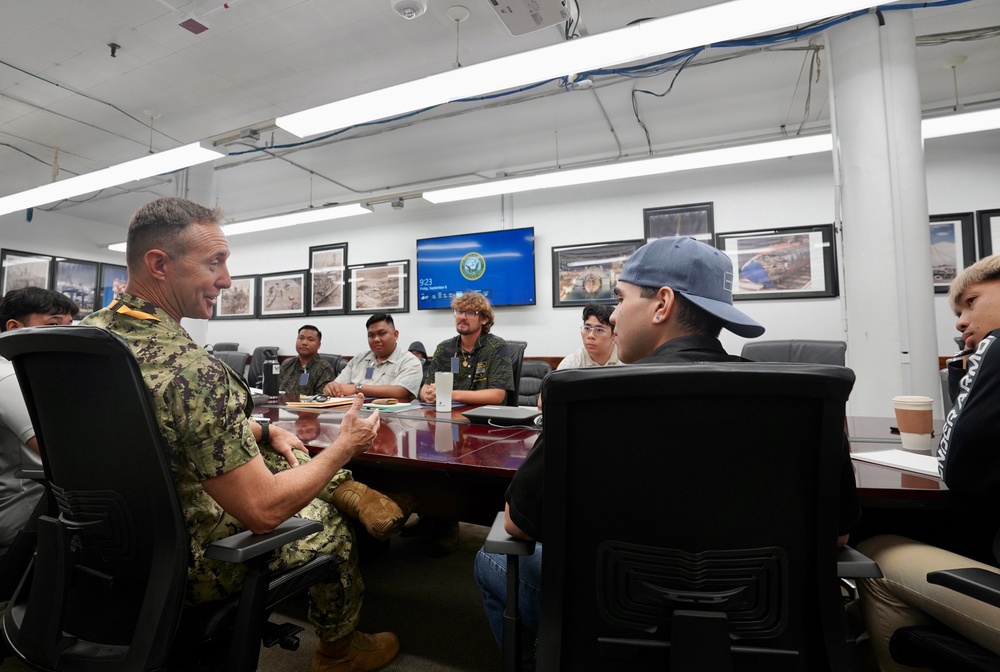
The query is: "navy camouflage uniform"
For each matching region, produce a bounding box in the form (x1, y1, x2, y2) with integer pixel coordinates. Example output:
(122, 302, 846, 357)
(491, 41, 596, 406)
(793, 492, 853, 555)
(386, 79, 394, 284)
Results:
(83, 293, 362, 641)
(424, 332, 515, 393)
(278, 356, 337, 396)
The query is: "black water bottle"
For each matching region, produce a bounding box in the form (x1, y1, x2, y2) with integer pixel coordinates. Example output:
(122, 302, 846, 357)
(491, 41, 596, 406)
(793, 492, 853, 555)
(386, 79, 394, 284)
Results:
(262, 349, 279, 396)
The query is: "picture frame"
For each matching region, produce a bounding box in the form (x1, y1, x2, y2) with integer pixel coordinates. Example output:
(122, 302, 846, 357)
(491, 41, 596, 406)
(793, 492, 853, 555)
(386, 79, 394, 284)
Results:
(716, 224, 839, 300)
(1, 249, 52, 295)
(643, 202, 715, 246)
(215, 275, 257, 319)
(347, 260, 409, 314)
(308, 243, 348, 316)
(551, 239, 644, 307)
(930, 213, 975, 294)
(98, 263, 128, 308)
(259, 270, 307, 318)
(53, 258, 99, 318)
(976, 208, 1000, 257)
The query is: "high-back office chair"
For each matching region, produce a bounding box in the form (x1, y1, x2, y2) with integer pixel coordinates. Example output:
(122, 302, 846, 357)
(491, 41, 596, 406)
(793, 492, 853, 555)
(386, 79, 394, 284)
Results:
(487, 363, 873, 671)
(517, 360, 551, 407)
(318, 353, 347, 377)
(213, 342, 240, 352)
(0, 326, 333, 672)
(215, 350, 250, 383)
(504, 340, 527, 406)
(741, 339, 847, 366)
(247, 345, 279, 388)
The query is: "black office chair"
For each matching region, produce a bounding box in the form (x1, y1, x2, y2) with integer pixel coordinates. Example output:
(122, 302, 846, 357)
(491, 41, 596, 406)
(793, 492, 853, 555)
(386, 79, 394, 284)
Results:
(485, 363, 878, 671)
(889, 533, 1000, 672)
(318, 353, 347, 377)
(0, 326, 334, 672)
(215, 350, 250, 383)
(213, 342, 240, 352)
(517, 360, 551, 407)
(247, 345, 280, 387)
(741, 339, 847, 366)
(504, 340, 527, 406)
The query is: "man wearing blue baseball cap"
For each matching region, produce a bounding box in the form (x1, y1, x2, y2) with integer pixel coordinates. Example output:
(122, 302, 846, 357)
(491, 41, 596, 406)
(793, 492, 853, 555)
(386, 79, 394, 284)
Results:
(474, 237, 773, 669)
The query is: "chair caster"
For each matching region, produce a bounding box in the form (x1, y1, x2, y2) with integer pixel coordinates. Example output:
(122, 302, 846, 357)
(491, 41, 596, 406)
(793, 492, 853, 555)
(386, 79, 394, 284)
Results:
(262, 621, 304, 650)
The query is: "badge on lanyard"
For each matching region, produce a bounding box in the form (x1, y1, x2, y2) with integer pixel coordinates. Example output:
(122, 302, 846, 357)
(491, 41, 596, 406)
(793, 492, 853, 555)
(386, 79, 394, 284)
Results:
(299, 368, 309, 386)
(364, 365, 375, 381)
(450, 356, 460, 374)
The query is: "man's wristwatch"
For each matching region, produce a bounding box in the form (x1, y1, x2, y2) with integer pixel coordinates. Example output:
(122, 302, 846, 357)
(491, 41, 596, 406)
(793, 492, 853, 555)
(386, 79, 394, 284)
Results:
(356, 383, 363, 394)
(258, 418, 270, 443)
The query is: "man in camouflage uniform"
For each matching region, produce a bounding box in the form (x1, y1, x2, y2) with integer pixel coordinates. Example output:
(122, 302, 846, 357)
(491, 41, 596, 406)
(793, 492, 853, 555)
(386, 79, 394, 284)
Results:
(417, 290, 515, 552)
(83, 197, 399, 672)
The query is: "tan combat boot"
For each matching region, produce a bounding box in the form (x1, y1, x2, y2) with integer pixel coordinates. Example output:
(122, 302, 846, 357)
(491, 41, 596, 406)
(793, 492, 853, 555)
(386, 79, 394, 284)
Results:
(311, 631, 400, 672)
(330, 481, 414, 540)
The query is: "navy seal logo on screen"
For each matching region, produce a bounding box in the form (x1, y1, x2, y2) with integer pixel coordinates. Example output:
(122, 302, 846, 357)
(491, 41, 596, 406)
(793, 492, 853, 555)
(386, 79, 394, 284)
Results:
(460, 252, 487, 281)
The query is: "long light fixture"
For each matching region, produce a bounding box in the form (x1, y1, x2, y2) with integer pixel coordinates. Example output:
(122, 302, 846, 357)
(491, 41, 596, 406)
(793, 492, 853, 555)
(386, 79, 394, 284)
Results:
(424, 134, 834, 203)
(922, 107, 1000, 139)
(106, 203, 373, 251)
(276, 0, 881, 138)
(0, 142, 224, 218)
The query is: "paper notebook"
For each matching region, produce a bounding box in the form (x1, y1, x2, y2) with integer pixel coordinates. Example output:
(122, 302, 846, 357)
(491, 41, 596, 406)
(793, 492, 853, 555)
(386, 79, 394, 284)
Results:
(285, 397, 356, 409)
(851, 449, 940, 477)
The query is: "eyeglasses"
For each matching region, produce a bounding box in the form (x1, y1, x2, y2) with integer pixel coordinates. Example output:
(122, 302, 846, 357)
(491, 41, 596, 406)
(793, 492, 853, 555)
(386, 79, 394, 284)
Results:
(581, 325, 610, 335)
(454, 309, 479, 318)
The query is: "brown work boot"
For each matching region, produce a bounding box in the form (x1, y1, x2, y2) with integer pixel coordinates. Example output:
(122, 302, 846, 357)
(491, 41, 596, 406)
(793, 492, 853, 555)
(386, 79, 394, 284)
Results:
(331, 481, 414, 540)
(312, 631, 399, 672)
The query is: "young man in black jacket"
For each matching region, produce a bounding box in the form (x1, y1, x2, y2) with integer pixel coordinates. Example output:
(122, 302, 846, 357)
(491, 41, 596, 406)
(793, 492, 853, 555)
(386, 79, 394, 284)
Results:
(858, 253, 1000, 672)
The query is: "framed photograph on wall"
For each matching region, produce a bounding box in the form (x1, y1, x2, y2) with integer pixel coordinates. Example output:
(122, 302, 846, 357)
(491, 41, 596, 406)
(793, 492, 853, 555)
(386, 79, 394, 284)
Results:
(347, 260, 409, 314)
(716, 224, 839, 300)
(930, 213, 975, 294)
(643, 202, 715, 246)
(53, 258, 98, 318)
(1, 250, 51, 295)
(976, 208, 1000, 257)
(551, 239, 644, 308)
(308, 243, 348, 316)
(98, 263, 128, 308)
(259, 270, 306, 318)
(215, 275, 257, 319)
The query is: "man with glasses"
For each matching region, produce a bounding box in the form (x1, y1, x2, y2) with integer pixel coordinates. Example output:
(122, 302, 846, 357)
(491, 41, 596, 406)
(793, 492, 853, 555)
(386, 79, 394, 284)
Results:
(278, 324, 337, 396)
(419, 291, 514, 407)
(324, 313, 423, 402)
(416, 291, 515, 553)
(556, 303, 622, 370)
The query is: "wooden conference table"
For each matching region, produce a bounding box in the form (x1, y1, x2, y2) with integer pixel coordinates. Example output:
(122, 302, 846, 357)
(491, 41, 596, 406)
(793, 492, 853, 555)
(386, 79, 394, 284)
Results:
(255, 395, 960, 526)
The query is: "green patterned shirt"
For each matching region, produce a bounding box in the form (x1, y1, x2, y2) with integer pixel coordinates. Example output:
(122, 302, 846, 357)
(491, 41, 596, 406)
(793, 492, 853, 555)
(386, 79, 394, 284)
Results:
(424, 331, 515, 392)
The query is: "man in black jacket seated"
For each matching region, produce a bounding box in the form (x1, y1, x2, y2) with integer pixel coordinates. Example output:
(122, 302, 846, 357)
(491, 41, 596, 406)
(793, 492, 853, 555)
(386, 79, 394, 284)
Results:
(473, 236, 862, 668)
(857, 253, 1000, 672)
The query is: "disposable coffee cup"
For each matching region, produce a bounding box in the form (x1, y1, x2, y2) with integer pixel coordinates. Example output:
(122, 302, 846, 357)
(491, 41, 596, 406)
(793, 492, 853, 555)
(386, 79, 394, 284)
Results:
(892, 395, 934, 453)
(435, 372, 454, 412)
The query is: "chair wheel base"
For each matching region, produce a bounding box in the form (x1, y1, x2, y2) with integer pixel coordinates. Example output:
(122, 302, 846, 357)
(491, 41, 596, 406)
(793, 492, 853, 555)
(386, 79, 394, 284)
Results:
(262, 621, 304, 651)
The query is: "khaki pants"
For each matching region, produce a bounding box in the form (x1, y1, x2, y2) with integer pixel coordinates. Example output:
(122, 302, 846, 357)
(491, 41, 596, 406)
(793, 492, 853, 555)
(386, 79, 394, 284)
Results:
(857, 534, 1000, 672)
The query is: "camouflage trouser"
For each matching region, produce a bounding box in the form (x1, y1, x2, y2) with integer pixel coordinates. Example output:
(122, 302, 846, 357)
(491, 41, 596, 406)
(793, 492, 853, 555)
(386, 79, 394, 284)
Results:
(187, 448, 361, 642)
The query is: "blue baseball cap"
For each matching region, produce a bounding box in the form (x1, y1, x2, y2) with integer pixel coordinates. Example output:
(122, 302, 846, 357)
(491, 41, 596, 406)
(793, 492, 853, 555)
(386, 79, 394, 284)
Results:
(619, 236, 765, 338)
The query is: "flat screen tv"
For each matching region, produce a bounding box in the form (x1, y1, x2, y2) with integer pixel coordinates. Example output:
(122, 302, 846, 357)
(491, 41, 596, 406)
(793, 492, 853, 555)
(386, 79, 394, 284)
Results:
(416, 227, 536, 310)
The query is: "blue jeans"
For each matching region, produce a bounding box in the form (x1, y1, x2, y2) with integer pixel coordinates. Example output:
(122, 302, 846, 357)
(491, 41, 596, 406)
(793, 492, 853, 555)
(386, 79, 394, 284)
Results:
(474, 544, 543, 670)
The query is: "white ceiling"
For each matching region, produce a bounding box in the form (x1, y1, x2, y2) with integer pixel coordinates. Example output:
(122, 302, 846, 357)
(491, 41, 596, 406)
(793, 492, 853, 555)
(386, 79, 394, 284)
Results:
(1, 0, 998, 246)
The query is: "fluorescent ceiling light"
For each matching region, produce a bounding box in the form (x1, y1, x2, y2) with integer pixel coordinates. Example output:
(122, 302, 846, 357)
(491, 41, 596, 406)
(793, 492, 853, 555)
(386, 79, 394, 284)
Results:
(0, 142, 224, 218)
(921, 108, 1000, 139)
(107, 203, 373, 251)
(424, 135, 834, 203)
(277, 0, 882, 138)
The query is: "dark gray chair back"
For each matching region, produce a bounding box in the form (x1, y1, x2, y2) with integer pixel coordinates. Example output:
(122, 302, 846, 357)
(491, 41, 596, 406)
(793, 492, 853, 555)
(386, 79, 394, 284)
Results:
(318, 353, 347, 377)
(518, 360, 551, 407)
(741, 339, 847, 366)
(213, 342, 240, 352)
(504, 340, 527, 406)
(216, 351, 250, 383)
(247, 346, 279, 387)
(536, 362, 856, 671)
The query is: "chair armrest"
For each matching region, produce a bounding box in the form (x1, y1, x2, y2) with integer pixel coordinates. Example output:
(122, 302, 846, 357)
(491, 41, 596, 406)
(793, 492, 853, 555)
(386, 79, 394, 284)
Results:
(205, 517, 323, 564)
(837, 544, 882, 578)
(928, 568, 1000, 609)
(483, 511, 536, 556)
(15, 468, 45, 482)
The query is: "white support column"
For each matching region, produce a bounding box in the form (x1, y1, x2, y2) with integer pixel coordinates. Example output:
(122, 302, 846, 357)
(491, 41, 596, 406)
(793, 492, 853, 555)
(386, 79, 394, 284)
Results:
(825, 10, 940, 416)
